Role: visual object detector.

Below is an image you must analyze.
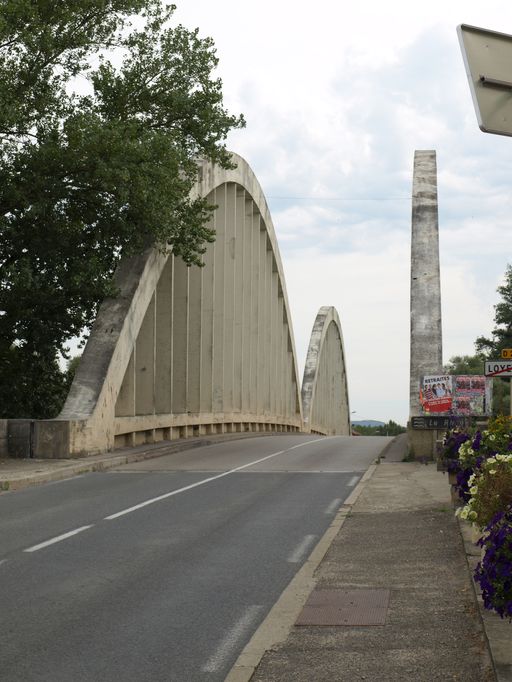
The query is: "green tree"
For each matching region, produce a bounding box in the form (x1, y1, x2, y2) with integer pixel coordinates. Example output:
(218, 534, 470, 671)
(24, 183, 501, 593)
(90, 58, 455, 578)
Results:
(444, 353, 487, 376)
(378, 420, 406, 436)
(476, 264, 512, 358)
(352, 420, 406, 436)
(475, 264, 512, 416)
(1, 345, 69, 419)
(0, 1, 244, 418)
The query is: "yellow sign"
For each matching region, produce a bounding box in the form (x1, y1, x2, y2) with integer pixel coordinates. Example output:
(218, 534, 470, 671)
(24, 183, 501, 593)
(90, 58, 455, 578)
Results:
(501, 349, 512, 359)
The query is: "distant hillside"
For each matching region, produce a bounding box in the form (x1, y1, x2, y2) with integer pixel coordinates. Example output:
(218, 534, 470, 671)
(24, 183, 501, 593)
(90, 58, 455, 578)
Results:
(352, 420, 385, 427)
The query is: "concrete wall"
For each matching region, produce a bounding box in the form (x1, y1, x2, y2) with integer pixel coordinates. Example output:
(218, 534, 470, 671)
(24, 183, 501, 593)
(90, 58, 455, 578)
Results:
(33, 154, 304, 457)
(301, 307, 351, 436)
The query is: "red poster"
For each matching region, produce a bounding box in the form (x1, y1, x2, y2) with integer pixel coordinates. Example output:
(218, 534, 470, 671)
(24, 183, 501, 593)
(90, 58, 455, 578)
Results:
(420, 375, 453, 414)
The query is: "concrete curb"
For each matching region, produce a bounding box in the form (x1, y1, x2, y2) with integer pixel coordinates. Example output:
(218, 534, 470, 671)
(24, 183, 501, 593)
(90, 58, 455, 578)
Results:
(0, 431, 302, 492)
(224, 464, 378, 682)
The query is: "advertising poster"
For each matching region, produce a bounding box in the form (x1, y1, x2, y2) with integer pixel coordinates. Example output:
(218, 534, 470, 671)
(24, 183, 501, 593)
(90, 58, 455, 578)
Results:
(420, 375, 453, 414)
(452, 375, 490, 416)
(420, 374, 492, 416)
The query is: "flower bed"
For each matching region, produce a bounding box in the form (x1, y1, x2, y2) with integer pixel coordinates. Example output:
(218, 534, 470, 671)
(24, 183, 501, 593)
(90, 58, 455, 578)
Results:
(440, 417, 512, 621)
(460, 455, 512, 528)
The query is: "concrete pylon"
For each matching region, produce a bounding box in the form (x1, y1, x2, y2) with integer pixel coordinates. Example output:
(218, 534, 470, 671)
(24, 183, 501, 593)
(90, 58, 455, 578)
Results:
(408, 150, 443, 458)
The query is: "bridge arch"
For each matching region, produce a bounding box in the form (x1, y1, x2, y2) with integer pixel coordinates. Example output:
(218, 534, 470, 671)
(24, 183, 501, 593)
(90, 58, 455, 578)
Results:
(301, 306, 350, 435)
(35, 154, 303, 456)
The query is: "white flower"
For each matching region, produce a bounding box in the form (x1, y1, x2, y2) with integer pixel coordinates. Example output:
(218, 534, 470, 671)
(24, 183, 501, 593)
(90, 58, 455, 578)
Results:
(468, 511, 477, 520)
(487, 457, 497, 465)
(489, 469, 497, 475)
(470, 486, 478, 495)
(460, 443, 474, 455)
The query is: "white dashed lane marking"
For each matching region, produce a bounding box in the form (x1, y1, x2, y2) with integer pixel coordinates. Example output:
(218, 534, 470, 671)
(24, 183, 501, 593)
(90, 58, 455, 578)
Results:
(287, 534, 317, 563)
(23, 525, 94, 553)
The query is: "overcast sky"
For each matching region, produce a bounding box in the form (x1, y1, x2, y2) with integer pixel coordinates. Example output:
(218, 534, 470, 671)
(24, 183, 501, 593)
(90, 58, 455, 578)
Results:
(173, 1, 512, 425)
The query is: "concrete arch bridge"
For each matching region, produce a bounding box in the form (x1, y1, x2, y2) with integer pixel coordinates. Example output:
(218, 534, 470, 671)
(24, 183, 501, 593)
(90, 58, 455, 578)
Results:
(34, 154, 350, 458)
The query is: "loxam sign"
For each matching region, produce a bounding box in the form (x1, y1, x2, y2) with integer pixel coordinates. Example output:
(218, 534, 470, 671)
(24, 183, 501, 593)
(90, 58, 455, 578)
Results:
(484, 361, 512, 377)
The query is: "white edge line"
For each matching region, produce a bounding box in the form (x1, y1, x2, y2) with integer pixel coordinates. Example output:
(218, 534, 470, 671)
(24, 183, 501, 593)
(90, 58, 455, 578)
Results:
(23, 525, 94, 553)
(202, 605, 264, 673)
(324, 498, 342, 514)
(104, 437, 327, 521)
(287, 534, 317, 563)
(347, 475, 360, 487)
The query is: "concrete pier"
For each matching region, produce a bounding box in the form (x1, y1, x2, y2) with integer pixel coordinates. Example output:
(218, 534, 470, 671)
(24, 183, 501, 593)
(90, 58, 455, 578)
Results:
(408, 150, 443, 459)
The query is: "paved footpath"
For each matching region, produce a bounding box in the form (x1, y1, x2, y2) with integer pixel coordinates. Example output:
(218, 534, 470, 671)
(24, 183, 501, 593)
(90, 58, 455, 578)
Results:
(231, 437, 512, 682)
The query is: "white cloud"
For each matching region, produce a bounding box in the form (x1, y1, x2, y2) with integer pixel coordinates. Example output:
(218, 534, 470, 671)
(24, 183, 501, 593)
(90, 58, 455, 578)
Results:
(172, 1, 512, 424)
(284, 240, 410, 424)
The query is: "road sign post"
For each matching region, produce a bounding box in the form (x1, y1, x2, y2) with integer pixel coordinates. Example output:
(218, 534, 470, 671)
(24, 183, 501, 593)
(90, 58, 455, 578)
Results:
(498, 351, 512, 418)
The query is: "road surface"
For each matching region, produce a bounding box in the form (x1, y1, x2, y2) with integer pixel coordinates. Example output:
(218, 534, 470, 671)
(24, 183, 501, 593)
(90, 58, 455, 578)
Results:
(0, 434, 392, 681)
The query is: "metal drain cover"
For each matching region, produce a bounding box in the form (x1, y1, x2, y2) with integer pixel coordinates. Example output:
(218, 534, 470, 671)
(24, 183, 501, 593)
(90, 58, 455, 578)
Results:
(295, 588, 390, 626)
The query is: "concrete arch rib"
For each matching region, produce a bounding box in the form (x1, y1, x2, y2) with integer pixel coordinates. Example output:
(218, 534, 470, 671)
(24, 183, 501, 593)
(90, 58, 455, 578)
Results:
(301, 306, 350, 436)
(34, 154, 303, 456)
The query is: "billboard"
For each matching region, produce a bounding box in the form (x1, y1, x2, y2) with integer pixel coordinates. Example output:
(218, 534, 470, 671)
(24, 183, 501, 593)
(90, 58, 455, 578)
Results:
(420, 375, 491, 416)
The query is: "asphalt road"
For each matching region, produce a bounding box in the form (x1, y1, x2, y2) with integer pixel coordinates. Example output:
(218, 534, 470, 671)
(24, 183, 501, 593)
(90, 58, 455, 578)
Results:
(0, 434, 392, 681)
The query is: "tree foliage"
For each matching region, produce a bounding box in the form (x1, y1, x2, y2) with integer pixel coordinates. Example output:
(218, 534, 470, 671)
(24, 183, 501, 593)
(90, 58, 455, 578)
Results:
(0, 1, 244, 418)
(444, 353, 487, 376)
(445, 265, 512, 418)
(474, 264, 512, 416)
(352, 420, 406, 436)
(476, 264, 512, 358)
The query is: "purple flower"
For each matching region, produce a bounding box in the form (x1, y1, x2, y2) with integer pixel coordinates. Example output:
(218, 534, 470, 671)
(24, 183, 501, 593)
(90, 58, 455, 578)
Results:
(455, 467, 473, 503)
(474, 507, 512, 621)
(473, 431, 482, 450)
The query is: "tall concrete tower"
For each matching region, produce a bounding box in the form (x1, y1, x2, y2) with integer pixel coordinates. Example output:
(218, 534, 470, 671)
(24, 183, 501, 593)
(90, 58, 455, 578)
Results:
(409, 150, 443, 457)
